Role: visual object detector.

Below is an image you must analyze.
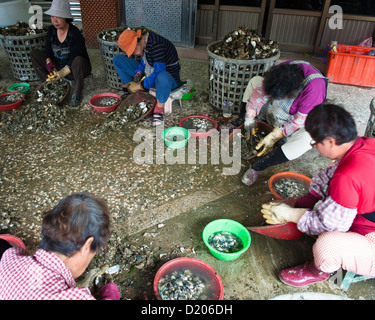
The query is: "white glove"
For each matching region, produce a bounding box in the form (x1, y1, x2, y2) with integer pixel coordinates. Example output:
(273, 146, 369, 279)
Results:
(261, 202, 306, 224)
(46, 65, 71, 82)
(256, 126, 284, 157)
(244, 117, 255, 132)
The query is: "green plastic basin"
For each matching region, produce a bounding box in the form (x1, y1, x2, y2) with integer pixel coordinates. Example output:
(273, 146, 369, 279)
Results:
(202, 219, 251, 261)
(162, 126, 190, 149)
(8, 82, 30, 95)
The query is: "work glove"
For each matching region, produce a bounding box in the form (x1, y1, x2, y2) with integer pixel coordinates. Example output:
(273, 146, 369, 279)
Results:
(256, 126, 284, 157)
(47, 65, 71, 82)
(46, 61, 56, 73)
(261, 202, 306, 224)
(244, 117, 256, 132)
(98, 281, 120, 300)
(125, 81, 144, 93)
(133, 71, 144, 82)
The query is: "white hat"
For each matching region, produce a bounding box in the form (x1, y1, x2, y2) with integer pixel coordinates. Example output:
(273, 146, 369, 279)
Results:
(45, 0, 73, 19)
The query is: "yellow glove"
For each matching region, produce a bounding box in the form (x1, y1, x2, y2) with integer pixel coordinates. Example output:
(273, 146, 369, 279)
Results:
(125, 81, 144, 93)
(256, 126, 284, 157)
(261, 202, 306, 224)
(46, 65, 71, 82)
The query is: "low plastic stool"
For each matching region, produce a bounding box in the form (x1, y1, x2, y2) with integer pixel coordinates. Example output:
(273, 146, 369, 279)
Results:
(364, 97, 375, 137)
(330, 268, 375, 290)
(149, 84, 186, 114)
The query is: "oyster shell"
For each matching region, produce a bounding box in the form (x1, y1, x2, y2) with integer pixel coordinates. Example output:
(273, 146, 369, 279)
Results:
(211, 25, 279, 60)
(0, 21, 48, 36)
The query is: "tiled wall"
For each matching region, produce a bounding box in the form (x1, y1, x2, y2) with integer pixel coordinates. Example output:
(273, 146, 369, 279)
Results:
(80, 0, 120, 48)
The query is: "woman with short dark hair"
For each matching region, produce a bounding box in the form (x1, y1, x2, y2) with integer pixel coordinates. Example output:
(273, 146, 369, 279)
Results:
(0, 193, 119, 300)
(236, 60, 328, 186)
(261, 103, 375, 287)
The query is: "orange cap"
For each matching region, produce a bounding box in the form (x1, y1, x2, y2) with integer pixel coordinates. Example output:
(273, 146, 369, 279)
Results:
(118, 29, 142, 57)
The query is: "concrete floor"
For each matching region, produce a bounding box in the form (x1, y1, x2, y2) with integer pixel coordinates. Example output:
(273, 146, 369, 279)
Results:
(1, 44, 375, 301)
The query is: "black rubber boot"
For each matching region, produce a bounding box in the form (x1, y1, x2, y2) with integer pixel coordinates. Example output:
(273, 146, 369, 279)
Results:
(231, 101, 246, 127)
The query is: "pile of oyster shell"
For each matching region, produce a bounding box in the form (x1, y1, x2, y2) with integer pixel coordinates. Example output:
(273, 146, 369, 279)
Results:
(89, 100, 152, 137)
(0, 101, 67, 134)
(211, 26, 279, 60)
(0, 80, 70, 135)
(98, 26, 156, 43)
(36, 79, 70, 105)
(0, 21, 48, 37)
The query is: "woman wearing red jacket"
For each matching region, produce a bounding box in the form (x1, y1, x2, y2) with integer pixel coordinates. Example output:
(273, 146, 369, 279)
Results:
(262, 103, 375, 287)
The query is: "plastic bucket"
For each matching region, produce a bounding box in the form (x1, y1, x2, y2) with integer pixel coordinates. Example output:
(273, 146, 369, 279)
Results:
(202, 219, 251, 261)
(153, 257, 224, 300)
(162, 127, 190, 149)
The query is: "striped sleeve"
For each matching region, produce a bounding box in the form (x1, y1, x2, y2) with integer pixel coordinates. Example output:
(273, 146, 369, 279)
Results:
(297, 196, 357, 236)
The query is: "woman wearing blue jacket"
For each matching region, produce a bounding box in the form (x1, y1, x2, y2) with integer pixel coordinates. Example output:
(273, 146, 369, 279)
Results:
(113, 28, 181, 126)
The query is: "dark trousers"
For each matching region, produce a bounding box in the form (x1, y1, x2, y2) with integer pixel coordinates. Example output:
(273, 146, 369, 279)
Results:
(0, 239, 11, 260)
(30, 49, 91, 96)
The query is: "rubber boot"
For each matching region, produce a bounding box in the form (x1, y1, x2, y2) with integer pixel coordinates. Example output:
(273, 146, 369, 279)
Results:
(241, 166, 260, 186)
(279, 261, 330, 287)
(231, 101, 246, 127)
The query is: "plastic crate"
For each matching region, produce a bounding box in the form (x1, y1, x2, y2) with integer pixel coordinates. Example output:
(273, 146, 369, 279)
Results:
(207, 41, 279, 114)
(325, 44, 375, 87)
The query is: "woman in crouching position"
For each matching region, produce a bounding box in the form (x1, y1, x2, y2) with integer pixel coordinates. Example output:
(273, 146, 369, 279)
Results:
(261, 104, 375, 286)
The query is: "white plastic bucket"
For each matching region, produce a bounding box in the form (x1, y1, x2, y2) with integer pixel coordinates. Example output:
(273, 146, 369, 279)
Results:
(0, 0, 32, 28)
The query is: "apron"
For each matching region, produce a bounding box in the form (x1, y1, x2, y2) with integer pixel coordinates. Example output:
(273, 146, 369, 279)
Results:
(259, 61, 329, 127)
(142, 53, 180, 78)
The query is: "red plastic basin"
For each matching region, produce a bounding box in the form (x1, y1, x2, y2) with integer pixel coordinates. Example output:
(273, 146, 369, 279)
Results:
(89, 92, 122, 112)
(0, 92, 25, 111)
(268, 171, 311, 200)
(153, 257, 224, 300)
(179, 115, 218, 139)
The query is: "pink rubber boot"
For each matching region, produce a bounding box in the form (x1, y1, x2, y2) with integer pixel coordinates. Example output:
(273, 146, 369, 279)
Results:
(241, 167, 260, 186)
(279, 261, 330, 287)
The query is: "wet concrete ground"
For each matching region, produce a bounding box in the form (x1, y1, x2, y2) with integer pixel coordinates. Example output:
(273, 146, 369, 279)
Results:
(1, 46, 375, 300)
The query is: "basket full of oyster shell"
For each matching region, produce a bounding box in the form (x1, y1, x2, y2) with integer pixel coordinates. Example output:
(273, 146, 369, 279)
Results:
(207, 26, 280, 114)
(0, 22, 48, 81)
